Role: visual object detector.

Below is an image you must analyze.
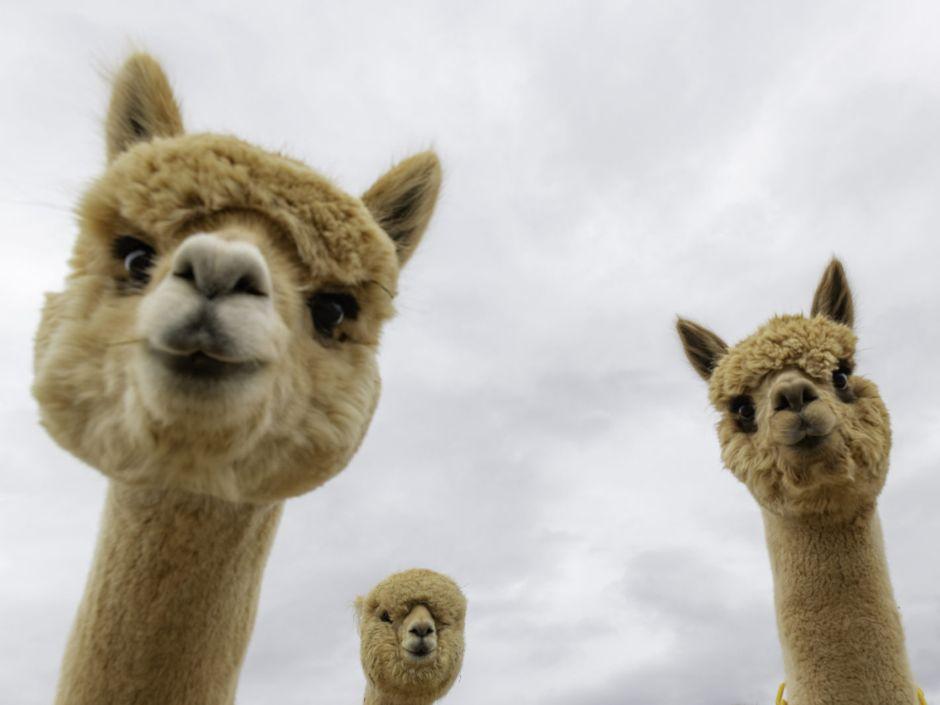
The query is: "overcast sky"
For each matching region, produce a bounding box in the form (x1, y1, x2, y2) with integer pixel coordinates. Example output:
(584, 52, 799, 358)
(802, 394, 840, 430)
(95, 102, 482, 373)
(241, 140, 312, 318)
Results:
(1, 2, 939, 704)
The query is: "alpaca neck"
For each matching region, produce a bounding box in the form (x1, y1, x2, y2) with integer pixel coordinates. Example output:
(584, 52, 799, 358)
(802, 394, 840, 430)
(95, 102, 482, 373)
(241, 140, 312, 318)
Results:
(762, 507, 917, 705)
(364, 684, 429, 705)
(363, 684, 393, 705)
(55, 481, 282, 705)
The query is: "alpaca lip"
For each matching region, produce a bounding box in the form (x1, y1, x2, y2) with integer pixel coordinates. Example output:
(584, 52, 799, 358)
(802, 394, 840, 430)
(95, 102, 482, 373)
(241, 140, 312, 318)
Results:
(405, 646, 434, 659)
(149, 348, 259, 379)
(788, 432, 829, 451)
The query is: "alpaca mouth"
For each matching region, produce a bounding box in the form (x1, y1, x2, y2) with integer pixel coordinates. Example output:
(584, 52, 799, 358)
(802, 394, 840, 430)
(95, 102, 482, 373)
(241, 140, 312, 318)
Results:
(149, 348, 261, 380)
(404, 646, 435, 660)
(784, 432, 829, 452)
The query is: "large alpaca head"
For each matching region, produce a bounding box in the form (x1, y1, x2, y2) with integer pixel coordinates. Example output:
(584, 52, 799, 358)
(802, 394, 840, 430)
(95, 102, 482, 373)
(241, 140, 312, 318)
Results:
(677, 259, 891, 520)
(356, 569, 467, 705)
(32, 54, 441, 502)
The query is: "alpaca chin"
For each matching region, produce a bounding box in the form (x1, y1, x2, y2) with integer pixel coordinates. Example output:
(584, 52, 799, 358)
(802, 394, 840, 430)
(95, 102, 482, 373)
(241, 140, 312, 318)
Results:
(132, 344, 274, 426)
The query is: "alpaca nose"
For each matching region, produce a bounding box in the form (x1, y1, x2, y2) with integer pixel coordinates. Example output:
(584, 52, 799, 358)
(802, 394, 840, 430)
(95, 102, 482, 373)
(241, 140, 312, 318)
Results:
(171, 234, 271, 300)
(772, 378, 819, 413)
(409, 621, 435, 638)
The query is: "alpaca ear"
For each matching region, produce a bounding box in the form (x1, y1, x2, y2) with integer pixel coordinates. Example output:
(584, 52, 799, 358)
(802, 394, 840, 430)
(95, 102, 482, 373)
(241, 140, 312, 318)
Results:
(353, 596, 365, 622)
(677, 318, 728, 381)
(106, 53, 184, 162)
(811, 258, 854, 328)
(362, 151, 441, 267)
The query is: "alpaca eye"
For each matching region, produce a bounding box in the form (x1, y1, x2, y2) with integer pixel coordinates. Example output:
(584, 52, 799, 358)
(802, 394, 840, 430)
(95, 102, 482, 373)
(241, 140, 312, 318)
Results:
(380, 611, 392, 623)
(833, 371, 849, 389)
(730, 395, 757, 432)
(731, 396, 755, 420)
(309, 292, 359, 337)
(113, 236, 156, 284)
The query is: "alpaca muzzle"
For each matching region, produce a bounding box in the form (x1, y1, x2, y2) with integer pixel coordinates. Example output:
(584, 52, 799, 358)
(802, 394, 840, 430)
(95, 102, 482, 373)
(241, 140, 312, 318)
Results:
(138, 233, 289, 374)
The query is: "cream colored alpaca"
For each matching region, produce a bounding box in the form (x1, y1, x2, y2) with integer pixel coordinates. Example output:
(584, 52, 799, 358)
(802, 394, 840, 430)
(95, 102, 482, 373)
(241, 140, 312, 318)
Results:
(356, 569, 467, 705)
(677, 260, 920, 705)
(33, 53, 442, 705)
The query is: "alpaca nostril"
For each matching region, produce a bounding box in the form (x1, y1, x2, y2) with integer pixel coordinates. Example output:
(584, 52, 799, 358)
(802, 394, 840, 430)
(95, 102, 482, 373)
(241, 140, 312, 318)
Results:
(409, 623, 434, 638)
(171, 234, 270, 300)
(773, 380, 819, 414)
(232, 274, 265, 297)
(174, 265, 195, 282)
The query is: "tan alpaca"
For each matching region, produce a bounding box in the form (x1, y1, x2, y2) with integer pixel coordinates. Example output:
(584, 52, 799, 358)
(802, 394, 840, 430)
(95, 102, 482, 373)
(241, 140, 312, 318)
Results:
(356, 569, 467, 705)
(677, 259, 921, 705)
(33, 53, 442, 705)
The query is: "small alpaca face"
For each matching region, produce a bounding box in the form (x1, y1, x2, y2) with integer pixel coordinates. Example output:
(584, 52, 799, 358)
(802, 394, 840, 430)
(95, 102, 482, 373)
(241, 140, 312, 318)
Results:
(32, 54, 440, 502)
(357, 570, 467, 704)
(678, 260, 891, 520)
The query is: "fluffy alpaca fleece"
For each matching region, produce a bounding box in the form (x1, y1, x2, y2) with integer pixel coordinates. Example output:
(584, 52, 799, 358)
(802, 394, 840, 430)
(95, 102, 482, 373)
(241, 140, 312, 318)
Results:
(357, 569, 467, 705)
(33, 53, 441, 705)
(677, 260, 919, 705)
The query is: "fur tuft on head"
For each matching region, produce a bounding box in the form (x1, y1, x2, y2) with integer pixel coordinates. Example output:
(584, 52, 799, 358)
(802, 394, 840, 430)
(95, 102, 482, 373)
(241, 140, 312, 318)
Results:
(708, 315, 856, 408)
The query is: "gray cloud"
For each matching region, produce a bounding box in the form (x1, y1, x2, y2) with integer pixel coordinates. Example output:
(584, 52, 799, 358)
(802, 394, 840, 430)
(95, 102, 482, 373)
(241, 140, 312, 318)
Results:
(2, 2, 939, 704)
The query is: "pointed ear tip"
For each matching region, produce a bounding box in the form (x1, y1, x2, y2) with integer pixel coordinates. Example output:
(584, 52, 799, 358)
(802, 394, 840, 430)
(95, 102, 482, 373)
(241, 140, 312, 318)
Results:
(409, 150, 442, 178)
(676, 317, 704, 336)
(415, 148, 440, 163)
(117, 51, 162, 77)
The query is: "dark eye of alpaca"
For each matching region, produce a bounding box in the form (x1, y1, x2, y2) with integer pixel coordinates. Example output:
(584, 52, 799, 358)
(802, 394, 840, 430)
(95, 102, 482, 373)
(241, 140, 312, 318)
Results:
(731, 396, 755, 419)
(833, 368, 850, 390)
(113, 236, 156, 285)
(309, 292, 359, 337)
(730, 395, 757, 432)
(380, 611, 392, 623)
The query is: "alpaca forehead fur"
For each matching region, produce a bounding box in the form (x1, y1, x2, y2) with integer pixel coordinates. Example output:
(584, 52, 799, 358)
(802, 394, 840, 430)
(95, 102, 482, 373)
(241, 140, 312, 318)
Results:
(362, 569, 467, 625)
(82, 132, 400, 289)
(359, 569, 466, 702)
(707, 314, 856, 407)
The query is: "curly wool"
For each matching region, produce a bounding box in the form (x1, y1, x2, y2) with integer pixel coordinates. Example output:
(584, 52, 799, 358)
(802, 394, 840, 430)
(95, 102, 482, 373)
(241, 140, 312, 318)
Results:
(80, 133, 399, 289)
(709, 315, 856, 407)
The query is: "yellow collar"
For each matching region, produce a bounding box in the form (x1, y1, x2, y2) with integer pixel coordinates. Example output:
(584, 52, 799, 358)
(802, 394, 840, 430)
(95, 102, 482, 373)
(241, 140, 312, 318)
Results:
(776, 683, 927, 704)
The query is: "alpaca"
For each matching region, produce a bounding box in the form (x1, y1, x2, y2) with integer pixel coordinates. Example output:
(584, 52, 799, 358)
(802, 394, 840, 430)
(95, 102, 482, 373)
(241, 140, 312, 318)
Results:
(677, 259, 923, 705)
(32, 53, 442, 705)
(356, 569, 467, 705)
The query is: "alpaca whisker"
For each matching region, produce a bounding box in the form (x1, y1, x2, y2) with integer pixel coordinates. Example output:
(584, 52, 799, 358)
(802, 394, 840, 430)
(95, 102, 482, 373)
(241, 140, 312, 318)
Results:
(106, 338, 145, 347)
(0, 198, 73, 214)
(366, 280, 397, 299)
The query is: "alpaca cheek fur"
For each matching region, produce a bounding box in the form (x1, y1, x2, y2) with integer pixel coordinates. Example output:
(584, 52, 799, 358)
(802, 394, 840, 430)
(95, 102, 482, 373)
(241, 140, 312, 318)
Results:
(36, 229, 386, 502)
(716, 376, 891, 520)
